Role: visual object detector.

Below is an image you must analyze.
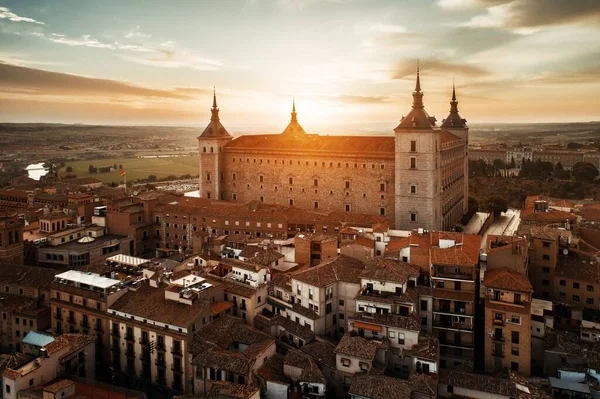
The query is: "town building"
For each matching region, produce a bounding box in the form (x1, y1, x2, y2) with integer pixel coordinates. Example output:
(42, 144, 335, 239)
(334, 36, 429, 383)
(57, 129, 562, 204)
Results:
(190, 315, 275, 396)
(197, 71, 469, 231)
(483, 267, 533, 376)
(0, 215, 24, 264)
(0, 265, 56, 352)
(2, 334, 96, 399)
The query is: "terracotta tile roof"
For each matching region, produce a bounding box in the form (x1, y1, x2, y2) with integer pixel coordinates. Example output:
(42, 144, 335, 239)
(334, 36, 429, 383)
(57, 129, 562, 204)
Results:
(521, 207, 577, 222)
(224, 281, 257, 298)
(300, 340, 337, 369)
(220, 257, 265, 272)
(296, 232, 338, 243)
(259, 314, 315, 341)
(409, 373, 438, 397)
(290, 303, 319, 320)
(239, 246, 284, 266)
(208, 381, 260, 399)
(348, 374, 413, 399)
(350, 311, 421, 332)
(407, 333, 439, 361)
(361, 258, 420, 284)
(483, 267, 532, 292)
(439, 369, 552, 398)
(0, 353, 33, 379)
(283, 350, 327, 384)
(44, 379, 75, 394)
(225, 133, 395, 155)
(191, 316, 275, 375)
(528, 225, 572, 242)
(555, 257, 600, 284)
(292, 255, 365, 287)
(211, 301, 233, 315)
(0, 264, 57, 291)
(44, 333, 95, 356)
(109, 284, 210, 327)
(256, 353, 289, 385)
(441, 129, 462, 144)
(335, 333, 382, 360)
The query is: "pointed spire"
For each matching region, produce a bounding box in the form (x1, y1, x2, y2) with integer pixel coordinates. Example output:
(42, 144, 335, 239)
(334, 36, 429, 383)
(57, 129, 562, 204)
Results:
(412, 61, 424, 109)
(210, 87, 219, 122)
(415, 59, 421, 93)
(450, 80, 459, 113)
(291, 98, 297, 123)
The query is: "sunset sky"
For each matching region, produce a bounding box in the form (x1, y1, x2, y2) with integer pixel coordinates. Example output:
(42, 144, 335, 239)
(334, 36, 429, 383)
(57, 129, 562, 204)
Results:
(1, 0, 599, 130)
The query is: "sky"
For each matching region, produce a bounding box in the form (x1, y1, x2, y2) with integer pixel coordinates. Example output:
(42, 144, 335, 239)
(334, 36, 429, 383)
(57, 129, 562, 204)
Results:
(0, 0, 599, 130)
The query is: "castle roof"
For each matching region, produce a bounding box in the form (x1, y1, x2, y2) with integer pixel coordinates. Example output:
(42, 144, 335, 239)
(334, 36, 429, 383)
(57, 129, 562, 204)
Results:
(394, 66, 438, 131)
(199, 89, 232, 139)
(441, 82, 468, 129)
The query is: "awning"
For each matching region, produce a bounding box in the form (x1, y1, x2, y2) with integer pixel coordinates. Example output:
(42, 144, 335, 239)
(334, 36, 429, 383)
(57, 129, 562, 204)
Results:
(353, 321, 382, 332)
(267, 298, 288, 310)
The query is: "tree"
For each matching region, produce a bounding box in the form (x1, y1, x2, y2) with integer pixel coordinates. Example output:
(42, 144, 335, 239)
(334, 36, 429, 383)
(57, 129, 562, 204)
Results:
(468, 197, 479, 215)
(572, 162, 599, 182)
(485, 196, 508, 217)
(493, 159, 506, 171)
(148, 175, 157, 182)
(509, 156, 516, 169)
(119, 164, 123, 170)
(66, 166, 73, 173)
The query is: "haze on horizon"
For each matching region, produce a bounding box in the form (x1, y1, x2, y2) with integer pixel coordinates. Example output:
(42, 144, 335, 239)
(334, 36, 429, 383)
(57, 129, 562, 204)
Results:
(0, 0, 599, 130)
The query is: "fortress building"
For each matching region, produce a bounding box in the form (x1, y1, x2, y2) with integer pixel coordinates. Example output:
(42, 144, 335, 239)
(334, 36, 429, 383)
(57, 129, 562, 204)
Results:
(198, 69, 468, 231)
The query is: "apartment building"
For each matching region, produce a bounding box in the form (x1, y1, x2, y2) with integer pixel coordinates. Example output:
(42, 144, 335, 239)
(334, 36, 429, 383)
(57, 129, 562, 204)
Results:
(389, 231, 481, 369)
(2, 334, 96, 399)
(0, 265, 56, 352)
(438, 369, 551, 398)
(0, 215, 24, 264)
(484, 235, 529, 276)
(483, 267, 533, 376)
(50, 270, 128, 381)
(190, 315, 275, 395)
(295, 233, 338, 267)
(107, 271, 227, 394)
(259, 255, 367, 344)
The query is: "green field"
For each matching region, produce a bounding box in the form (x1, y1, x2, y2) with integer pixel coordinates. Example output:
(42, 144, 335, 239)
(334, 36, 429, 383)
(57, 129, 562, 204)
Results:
(63, 156, 198, 184)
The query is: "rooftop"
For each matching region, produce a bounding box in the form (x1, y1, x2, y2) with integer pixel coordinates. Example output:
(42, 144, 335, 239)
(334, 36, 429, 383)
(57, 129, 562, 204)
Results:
(483, 267, 533, 293)
(335, 333, 386, 360)
(348, 374, 413, 399)
(54, 270, 121, 290)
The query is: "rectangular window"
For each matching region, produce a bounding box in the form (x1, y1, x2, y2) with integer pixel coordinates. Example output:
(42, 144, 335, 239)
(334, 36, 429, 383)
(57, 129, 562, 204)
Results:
(345, 181, 350, 190)
(314, 179, 318, 187)
(543, 254, 550, 260)
(511, 331, 519, 344)
(559, 280, 566, 286)
(410, 157, 416, 169)
(410, 140, 416, 152)
(588, 285, 595, 292)
(314, 201, 319, 209)
(380, 183, 386, 192)
(410, 213, 417, 223)
(574, 282, 580, 289)
(345, 204, 350, 212)
(410, 184, 416, 194)
(380, 207, 386, 216)
(289, 177, 293, 185)
(573, 295, 580, 302)
(587, 298, 594, 305)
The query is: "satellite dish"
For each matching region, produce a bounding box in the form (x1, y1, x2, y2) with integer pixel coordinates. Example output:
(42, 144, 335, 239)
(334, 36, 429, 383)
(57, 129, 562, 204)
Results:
(563, 249, 569, 256)
(133, 191, 139, 196)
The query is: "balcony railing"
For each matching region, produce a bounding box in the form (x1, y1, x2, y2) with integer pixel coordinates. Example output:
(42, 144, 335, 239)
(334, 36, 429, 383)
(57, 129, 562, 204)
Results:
(493, 350, 504, 358)
(155, 359, 166, 368)
(55, 313, 63, 320)
(139, 337, 150, 346)
(156, 343, 166, 351)
(125, 334, 135, 342)
(171, 364, 183, 373)
(492, 334, 505, 342)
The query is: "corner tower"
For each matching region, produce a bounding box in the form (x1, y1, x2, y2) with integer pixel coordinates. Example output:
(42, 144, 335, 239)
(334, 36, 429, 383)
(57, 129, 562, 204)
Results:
(198, 89, 233, 200)
(393, 66, 442, 231)
(441, 82, 469, 214)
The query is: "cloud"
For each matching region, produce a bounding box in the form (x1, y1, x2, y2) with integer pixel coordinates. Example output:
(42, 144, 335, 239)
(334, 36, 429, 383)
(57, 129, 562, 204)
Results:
(32, 32, 152, 52)
(531, 67, 600, 85)
(460, 0, 600, 29)
(317, 94, 394, 104)
(121, 50, 222, 71)
(0, 62, 195, 100)
(391, 58, 489, 80)
(368, 23, 407, 34)
(0, 6, 44, 24)
(125, 25, 151, 39)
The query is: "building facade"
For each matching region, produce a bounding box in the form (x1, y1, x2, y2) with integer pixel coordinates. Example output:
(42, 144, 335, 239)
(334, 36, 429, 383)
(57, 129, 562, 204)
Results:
(198, 71, 469, 231)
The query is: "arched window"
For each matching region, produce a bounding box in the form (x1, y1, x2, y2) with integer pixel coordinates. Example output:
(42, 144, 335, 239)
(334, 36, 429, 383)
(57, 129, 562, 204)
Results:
(203, 147, 206, 153)
(210, 147, 214, 153)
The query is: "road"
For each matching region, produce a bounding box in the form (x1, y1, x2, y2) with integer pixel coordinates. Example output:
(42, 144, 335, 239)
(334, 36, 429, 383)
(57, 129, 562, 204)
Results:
(480, 208, 521, 252)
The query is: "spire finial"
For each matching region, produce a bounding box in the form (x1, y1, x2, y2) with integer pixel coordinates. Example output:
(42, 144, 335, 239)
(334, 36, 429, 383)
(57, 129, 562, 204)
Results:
(415, 59, 421, 92)
(452, 79, 456, 102)
(291, 98, 297, 123)
(210, 87, 219, 122)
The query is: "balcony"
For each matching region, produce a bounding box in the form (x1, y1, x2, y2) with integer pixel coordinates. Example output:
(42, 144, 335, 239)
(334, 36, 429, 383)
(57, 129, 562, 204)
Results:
(433, 268, 474, 281)
(493, 318, 504, 326)
(433, 317, 473, 331)
(67, 317, 76, 324)
(171, 346, 182, 356)
(94, 324, 104, 332)
(125, 334, 135, 342)
(156, 342, 166, 352)
(155, 359, 166, 368)
(492, 334, 505, 342)
(493, 350, 505, 358)
(140, 353, 151, 363)
(139, 337, 150, 346)
(80, 320, 90, 329)
(111, 329, 119, 338)
(125, 350, 135, 358)
(54, 313, 63, 321)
